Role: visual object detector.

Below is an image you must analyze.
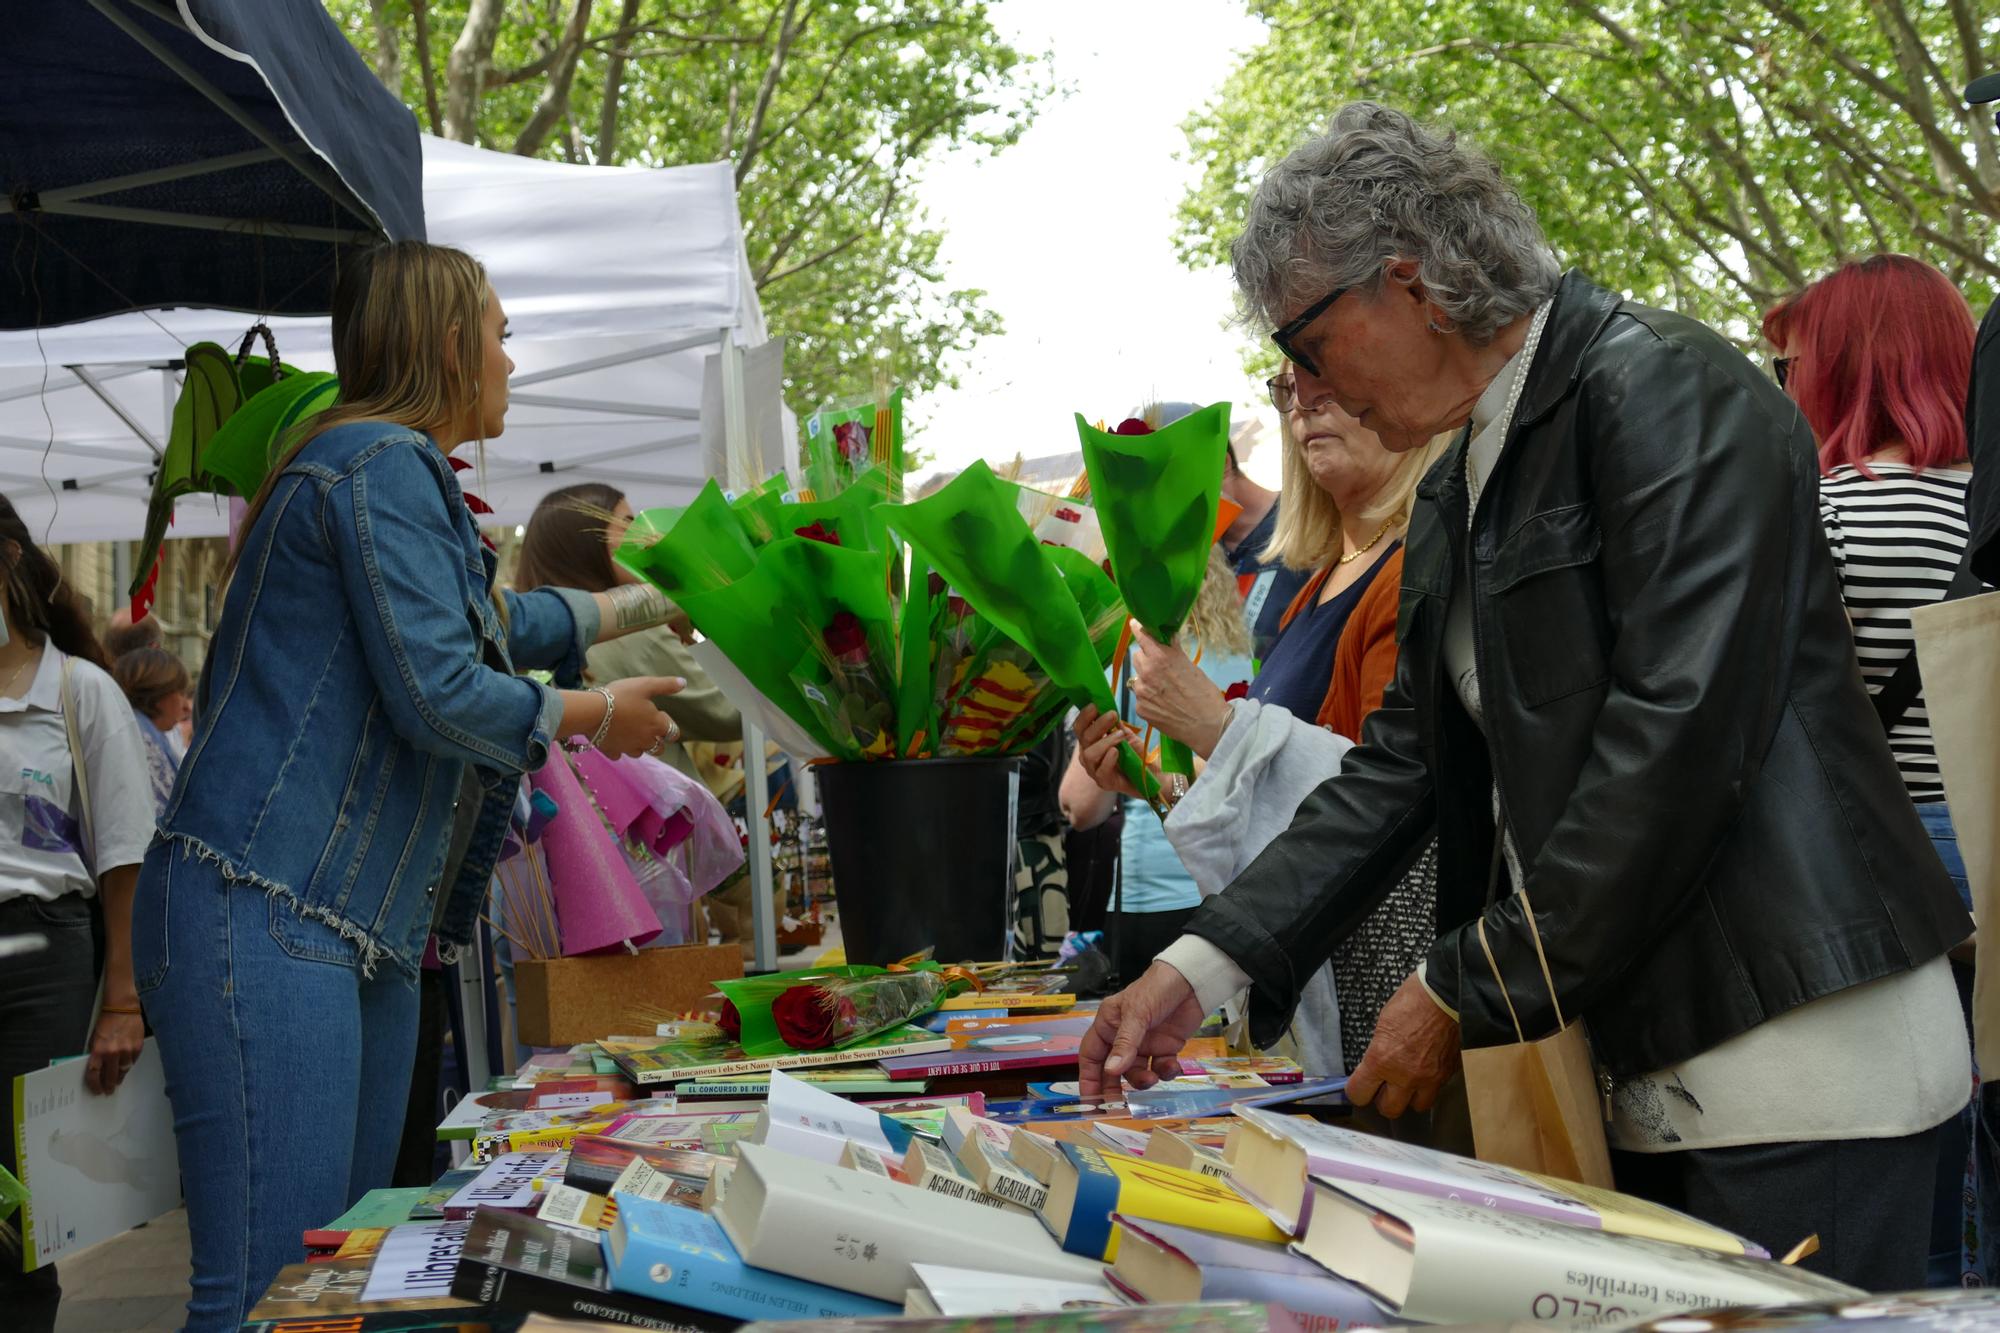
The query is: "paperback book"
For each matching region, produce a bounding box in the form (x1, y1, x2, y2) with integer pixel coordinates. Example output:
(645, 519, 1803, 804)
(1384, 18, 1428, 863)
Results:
(451, 1205, 734, 1331)
(612, 1025, 950, 1085)
(1040, 1142, 1285, 1260)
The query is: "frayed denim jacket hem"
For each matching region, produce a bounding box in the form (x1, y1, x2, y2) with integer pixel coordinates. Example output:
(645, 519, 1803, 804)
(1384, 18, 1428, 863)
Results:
(160, 422, 598, 977)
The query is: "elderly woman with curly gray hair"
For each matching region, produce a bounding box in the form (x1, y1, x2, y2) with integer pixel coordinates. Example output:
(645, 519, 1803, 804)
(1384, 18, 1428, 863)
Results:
(1077, 102, 1973, 1287)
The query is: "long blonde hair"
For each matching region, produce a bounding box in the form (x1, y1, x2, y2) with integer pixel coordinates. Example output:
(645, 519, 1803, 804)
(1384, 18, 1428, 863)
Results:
(1264, 414, 1450, 572)
(222, 241, 490, 589)
(1182, 544, 1252, 660)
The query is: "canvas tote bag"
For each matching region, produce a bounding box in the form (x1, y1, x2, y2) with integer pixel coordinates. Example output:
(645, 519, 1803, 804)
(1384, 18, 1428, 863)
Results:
(1460, 887, 1616, 1187)
(1911, 590, 2000, 1072)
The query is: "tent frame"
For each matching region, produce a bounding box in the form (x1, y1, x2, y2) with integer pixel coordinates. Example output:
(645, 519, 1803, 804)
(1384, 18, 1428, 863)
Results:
(0, 0, 378, 248)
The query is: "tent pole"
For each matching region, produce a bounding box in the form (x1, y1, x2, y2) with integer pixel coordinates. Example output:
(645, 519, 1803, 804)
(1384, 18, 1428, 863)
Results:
(719, 329, 779, 974)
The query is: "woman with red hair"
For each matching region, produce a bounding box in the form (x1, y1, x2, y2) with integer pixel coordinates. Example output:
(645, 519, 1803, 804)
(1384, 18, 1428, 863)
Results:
(1765, 253, 1983, 1285)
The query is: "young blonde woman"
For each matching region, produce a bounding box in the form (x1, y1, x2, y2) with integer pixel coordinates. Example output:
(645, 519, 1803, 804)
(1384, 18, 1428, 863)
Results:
(133, 242, 684, 1330)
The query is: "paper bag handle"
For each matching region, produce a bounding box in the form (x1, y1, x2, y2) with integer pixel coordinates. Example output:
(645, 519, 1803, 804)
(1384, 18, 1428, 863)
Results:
(1477, 887, 1568, 1042)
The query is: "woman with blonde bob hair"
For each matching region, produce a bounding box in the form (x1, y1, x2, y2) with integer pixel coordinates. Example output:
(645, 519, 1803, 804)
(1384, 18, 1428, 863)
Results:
(134, 241, 687, 1330)
(1070, 372, 1448, 1076)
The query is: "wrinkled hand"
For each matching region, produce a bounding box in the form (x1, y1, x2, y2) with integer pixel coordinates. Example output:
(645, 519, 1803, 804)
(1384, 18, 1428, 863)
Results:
(1127, 623, 1233, 760)
(85, 1011, 145, 1095)
(1346, 972, 1462, 1117)
(600, 676, 685, 757)
(1078, 961, 1207, 1099)
(1070, 706, 1153, 801)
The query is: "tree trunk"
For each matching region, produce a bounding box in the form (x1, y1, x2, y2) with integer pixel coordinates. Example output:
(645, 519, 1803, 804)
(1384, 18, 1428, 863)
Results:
(444, 0, 507, 143)
(513, 0, 599, 158)
(596, 0, 644, 163)
(365, 0, 403, 92)
(411, 0, 443, 135)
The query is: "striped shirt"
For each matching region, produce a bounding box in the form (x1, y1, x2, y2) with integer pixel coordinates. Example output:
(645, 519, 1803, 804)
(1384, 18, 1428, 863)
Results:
(1817, 463, 1974, 801)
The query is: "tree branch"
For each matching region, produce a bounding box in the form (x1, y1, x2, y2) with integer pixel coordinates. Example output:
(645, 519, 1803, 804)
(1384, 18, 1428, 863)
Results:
(513, 0, 598, 157)
(1751, 0, 1988, 200)
(1944, 0, 2000, 192)
(734, 0, 808, 185)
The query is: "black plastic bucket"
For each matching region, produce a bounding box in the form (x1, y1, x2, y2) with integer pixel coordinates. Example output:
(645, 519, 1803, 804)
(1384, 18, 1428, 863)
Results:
(815, 755, 1021, 965)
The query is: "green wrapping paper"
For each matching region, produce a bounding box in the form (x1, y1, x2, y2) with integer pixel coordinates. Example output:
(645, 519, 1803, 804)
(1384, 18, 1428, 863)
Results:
(617, 480, 761, 601)
(881, 461, 1162, 808)
(1076, 403, 1232, 779)
(674, 534, 897, 760)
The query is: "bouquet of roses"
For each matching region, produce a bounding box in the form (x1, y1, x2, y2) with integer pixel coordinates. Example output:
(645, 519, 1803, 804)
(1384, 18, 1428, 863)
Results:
(1076, 403, 1232, 782)
(713, 962, 972, 1055)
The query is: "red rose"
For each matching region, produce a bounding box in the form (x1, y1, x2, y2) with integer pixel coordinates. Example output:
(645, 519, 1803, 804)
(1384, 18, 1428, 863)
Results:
(833, 420, 872, 463)
(716, 1000, 741, 1040)
(824, 611, 868, 660)
(1054, 506, 1082, 523)
(1111, 417, 1153, 436)
(795, 521, 841, 546)
(1224, 681, 1249, 701)
(772, 985, 855, 1050)
(928, 571, 948, 598)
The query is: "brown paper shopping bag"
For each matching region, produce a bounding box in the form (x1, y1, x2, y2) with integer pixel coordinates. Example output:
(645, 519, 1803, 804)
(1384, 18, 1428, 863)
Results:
(1460, 894, 1615, 1188)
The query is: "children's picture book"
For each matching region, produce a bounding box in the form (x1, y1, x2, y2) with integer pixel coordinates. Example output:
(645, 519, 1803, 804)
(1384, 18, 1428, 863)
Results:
(879, 1014, 1096, 1079)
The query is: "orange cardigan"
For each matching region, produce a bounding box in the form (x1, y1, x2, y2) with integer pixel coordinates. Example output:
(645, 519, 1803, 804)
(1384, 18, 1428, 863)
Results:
(1273, 547, 1404, 742)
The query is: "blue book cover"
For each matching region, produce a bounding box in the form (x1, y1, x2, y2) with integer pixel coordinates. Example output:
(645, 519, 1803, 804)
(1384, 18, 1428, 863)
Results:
(606, 1193, 898, 1322)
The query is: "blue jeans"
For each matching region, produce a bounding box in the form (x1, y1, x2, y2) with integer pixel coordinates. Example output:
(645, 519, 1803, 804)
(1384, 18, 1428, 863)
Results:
(133, 841, 420, 1331)
(1917, 800, 1971, 910)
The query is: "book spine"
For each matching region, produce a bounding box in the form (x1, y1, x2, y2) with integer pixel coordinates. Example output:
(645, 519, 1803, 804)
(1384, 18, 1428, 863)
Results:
(626, 1040, 946, 1085)
(1054, 1143, 1123, 1259)
(451, 1262, 734, 1331)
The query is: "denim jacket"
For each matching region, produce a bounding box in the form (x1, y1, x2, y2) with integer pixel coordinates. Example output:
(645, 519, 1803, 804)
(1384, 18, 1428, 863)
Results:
(160, 421, 598, 977)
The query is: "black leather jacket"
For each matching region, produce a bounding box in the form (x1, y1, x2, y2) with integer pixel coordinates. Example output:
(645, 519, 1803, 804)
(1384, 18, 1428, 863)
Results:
(1187, 271, 1971, 1078)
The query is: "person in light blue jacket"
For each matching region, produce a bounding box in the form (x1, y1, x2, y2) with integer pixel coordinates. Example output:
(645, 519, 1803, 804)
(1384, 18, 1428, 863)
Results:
(132, 242, 685, 1331)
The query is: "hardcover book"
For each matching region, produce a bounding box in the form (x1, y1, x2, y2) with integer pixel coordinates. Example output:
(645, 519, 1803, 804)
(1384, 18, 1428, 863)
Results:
(606, 1191, 897, 1321)
(1040, 1142, 1284, 1261)
(1294, 1178, 1858, 1326)
(714, 1142, 1103, 1302)
(1226, 1103, 1764, 1253)
(1106, 1214, 1386, 1330)
(451, 1205, 733, 1331)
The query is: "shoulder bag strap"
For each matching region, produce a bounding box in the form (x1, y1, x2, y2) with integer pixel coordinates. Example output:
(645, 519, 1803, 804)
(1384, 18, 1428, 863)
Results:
(59, 655, 96, 877)
(1873, 555, 1984, 735)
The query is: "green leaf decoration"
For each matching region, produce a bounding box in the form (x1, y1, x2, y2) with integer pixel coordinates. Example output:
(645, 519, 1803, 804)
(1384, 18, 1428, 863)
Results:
(202, 371, 338, 499)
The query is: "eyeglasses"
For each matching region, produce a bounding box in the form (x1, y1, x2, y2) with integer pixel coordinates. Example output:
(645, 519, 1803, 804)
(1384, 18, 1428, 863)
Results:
(1773, 356, 1794, 389)
(1271, 285, 1348, 379)
(1267, 377, 1340, 415)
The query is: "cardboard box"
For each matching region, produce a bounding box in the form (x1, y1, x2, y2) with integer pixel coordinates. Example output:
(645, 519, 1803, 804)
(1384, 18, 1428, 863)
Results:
(514, 944, 743, 1047)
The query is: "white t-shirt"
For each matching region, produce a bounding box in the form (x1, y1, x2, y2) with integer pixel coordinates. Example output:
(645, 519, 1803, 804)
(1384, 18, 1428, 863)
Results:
(0, 648, 157, 902)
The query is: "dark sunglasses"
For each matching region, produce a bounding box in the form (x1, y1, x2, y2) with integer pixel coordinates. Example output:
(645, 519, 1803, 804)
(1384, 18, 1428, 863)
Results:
(1271, 285, 1348, 379)
(1773, 356, 1794, 389)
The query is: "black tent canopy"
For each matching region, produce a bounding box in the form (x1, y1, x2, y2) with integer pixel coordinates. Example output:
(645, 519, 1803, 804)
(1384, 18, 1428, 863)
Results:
(0, 0, 425, 329)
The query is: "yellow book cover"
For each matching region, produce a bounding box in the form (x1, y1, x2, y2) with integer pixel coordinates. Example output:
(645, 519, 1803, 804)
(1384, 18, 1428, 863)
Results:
(1041, 1141, 1284, 1260)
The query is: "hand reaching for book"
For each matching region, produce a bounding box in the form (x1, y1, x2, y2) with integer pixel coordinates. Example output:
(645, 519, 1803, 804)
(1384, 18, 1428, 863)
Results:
(1078, 961, 1206, 1099)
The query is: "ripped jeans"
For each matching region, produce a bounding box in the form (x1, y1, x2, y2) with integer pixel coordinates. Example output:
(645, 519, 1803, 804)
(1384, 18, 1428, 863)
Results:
(133, 840, 419, 1332)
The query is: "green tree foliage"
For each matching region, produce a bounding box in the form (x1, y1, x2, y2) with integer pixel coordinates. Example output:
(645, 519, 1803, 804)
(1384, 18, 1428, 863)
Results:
(1180, 0, 2000, 350)
(333, 1, 1048, 409)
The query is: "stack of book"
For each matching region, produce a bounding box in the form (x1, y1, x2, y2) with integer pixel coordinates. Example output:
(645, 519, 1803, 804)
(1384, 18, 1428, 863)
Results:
(239, 983, 1944, 1333)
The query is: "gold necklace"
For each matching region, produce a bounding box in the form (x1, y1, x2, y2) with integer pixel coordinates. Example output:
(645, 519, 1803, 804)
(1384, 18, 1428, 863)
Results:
(1338, 518, 1399, 565)
(0, 649, 38, 698)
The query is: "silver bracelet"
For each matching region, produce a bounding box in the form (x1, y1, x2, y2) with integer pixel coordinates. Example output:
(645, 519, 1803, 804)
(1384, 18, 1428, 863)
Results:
(585, 685, 616, 750)
(604, 582, 671, 633)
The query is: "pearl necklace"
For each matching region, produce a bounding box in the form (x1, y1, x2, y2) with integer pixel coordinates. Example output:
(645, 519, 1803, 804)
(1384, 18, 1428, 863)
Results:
(1466, 300, 1554, 526)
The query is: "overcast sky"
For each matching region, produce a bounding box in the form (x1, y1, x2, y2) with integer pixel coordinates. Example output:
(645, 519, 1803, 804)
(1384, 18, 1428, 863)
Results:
(906, 0, 1284, 489)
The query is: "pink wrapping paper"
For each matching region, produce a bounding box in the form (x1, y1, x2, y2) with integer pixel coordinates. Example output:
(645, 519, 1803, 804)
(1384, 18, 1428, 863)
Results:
(529, 748, 663, 955)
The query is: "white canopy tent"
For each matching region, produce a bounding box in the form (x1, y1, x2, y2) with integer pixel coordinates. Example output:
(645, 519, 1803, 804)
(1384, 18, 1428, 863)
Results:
(0, 133, 790, 542)
(0, 134, 791, 980)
